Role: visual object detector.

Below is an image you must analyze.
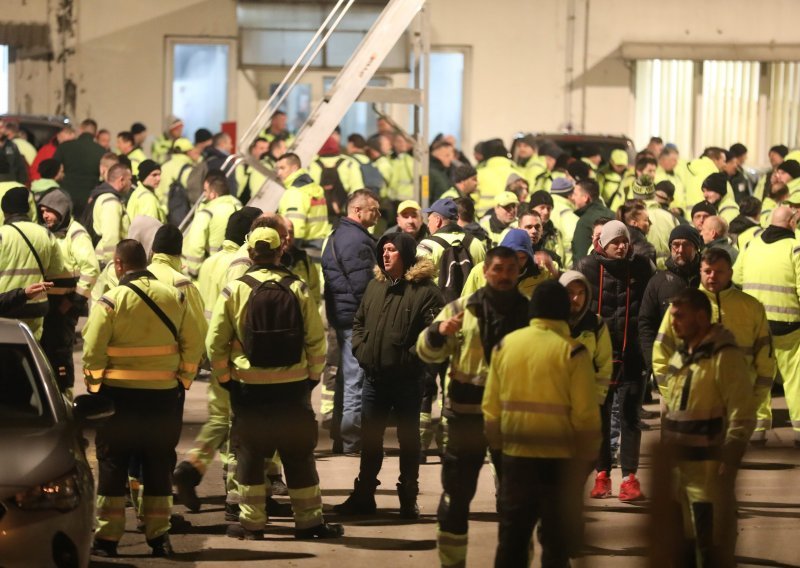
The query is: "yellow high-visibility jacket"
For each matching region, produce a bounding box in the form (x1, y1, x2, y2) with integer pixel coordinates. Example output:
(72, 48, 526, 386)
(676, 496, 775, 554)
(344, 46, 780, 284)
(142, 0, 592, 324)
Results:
(197, 240, 241, 319)
(278, 168, 331, 243)
(417, 227, 487, 281)
(82, 271, 204, 391)
(417, 290, 529, 416)
(482, 318, 601, 460)
(461, 259, 551, 299)
(207, 265, 326, 386)
(182, 194, 242, 278)
(92, 189, 129, 266)
(0, 218, 70, 337)
(147, 253, 208, 339)
(653, 285, 775, 400)
(127, 183, 166, 224)
(661, 324, 756, 459)
(56, 220, 100, 299)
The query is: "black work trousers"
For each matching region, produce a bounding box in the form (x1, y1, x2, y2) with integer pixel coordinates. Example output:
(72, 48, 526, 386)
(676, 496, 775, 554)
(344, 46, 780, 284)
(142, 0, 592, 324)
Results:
(438, 413, 500, 534)
(359, 372, 423, 487)
(229, 381, 319, 489)
(95, 386, 182, 499)
(598, 353, 644, 476)
(495, 455, 581, 568)
(40, 298, 79, 393)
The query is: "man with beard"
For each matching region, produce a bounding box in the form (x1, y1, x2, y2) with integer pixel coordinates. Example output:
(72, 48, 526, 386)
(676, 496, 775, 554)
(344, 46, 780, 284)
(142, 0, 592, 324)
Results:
(639, 225, 703, 378)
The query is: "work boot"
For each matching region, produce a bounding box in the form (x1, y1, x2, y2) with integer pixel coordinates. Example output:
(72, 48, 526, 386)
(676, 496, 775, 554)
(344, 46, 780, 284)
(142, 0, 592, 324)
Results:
(90, 539, 118, 558)
(268, 474, 289, 496)
(173, 461, 202, 512)
(333, 478, 378, 515)
(226, 524, 264, 540)
(225, 502, 240, 522)
(267, 496, 293, 517)
(295, 522, 345, 539)
(148, 534, 174, 557)
(397, 482, 419, 520)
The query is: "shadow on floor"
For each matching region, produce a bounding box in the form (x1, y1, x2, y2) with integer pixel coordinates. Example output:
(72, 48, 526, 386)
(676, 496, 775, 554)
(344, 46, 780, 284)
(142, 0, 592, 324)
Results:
(169, 549, 315, 562)
(740, 461, 797, 471)
(580, 544, 648, 558)
(734, 555, 800, 568)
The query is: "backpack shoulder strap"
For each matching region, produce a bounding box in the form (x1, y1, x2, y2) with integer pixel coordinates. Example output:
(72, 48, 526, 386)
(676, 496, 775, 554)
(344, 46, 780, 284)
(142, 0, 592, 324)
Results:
(427, 234, 451, 249)
(335, 157, 346, 168)
(238, 274, 261, 289)
(175, 163, 193, 184)
(8, 223, 45, 278)
(122, 282, 178, 341)
(461, 232, 474, 250)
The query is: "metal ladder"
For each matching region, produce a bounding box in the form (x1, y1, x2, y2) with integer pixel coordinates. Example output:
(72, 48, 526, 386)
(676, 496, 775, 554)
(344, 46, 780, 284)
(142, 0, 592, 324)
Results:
(243, 0, 430, 214)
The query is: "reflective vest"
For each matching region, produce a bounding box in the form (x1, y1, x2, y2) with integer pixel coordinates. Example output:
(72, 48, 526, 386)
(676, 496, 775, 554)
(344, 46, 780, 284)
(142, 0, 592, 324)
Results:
(550, 194, 578, 269)
(570, 316, 613, 405)
(308, 154, 365, 195)
(278, 169, 331, 243)
(155, 153, 194, 211)
(151, 135, 192, 165)
(733, 232, 800, 324)
(207, 266, 326, 386)
(127, 183, 166, 224)
(645, 200, 680, 269)
(661, 324, 755, 458)
(82, 272, 204, 391)
(387, 152, 414, 202)
(683, 156, 720, 209)
(519, 155, 546, 189)
(655, 166, 687, 213)
(127, 148, 147, 176)
(482, 318, 601, 459)
(182, 194, 242, 278)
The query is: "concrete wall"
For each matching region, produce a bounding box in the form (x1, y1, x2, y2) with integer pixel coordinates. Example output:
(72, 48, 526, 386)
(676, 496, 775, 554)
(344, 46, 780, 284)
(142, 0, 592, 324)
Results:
(4, 0, 800, 159)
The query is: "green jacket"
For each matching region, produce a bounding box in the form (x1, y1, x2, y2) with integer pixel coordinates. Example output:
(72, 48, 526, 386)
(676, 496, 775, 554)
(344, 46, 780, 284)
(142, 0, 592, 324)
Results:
(352, 259, 443, 373)
(572, 200, 613, 263)
(53, 133, 106, 216)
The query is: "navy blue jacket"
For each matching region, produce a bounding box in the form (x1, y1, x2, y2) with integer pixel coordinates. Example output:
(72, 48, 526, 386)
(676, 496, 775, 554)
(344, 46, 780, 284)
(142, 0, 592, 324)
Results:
(322, 217, 376, 329)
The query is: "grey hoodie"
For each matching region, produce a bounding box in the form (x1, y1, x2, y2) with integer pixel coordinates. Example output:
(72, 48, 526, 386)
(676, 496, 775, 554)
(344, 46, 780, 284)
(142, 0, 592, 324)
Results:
(559, 270, 592, 329)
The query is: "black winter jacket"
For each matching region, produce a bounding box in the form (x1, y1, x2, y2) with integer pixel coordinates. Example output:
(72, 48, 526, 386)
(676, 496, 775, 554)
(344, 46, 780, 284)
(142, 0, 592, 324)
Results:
(575, 251, 654, 358)
(352, 258, 443, 375)
(637, 255, 700, 369)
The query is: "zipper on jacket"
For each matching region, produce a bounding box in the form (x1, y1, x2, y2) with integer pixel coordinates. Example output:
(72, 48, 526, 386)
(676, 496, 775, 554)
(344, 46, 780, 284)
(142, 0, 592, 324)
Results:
(679, 370, 693, 411)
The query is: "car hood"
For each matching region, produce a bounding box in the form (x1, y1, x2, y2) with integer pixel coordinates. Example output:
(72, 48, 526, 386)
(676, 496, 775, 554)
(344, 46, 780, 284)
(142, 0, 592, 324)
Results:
(0, 425, 76, 499)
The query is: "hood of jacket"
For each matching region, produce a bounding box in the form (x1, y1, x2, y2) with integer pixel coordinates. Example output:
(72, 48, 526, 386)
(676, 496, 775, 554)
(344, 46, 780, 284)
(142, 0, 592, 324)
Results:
(39, 189, 72, 236)
(373, 257, 436, 285)
(319, 136, 341, 157)
(285, 168, 315, 189)
(761, 224, 795, 244)
(728, 214, 758, 236)
(559, 269, 592, 327)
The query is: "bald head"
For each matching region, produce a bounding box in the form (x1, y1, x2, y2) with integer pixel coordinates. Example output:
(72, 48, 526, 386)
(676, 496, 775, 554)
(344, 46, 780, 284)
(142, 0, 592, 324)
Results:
(700, 215, 728, 244)
(771, 206, 798, 229)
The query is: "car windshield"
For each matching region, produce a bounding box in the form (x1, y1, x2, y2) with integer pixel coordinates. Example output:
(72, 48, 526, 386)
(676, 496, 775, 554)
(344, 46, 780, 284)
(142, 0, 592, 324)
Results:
(0, 343, 53, 427)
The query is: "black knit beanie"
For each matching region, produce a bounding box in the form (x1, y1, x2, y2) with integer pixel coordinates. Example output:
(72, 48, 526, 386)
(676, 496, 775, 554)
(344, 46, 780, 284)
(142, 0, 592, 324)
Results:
(225, 206, 263, 245)
(528, 280, 571, 321)
(152, 224, 183, 256)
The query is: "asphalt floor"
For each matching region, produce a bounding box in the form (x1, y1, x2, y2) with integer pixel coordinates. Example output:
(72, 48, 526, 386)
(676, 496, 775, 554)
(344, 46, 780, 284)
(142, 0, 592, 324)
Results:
(70, 339, 800, 568)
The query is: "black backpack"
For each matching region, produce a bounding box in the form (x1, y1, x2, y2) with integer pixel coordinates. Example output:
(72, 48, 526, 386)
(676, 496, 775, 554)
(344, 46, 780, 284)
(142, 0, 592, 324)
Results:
(239, 269, 305, 368)
(167, 164, 194, 227)
(428, 233, 475, 303)
(317, 158, 348, 218)
(359, 160, 385, 194)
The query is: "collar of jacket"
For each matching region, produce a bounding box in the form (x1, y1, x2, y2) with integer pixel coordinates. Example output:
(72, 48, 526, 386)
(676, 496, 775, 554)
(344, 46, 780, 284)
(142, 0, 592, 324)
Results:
(528, 318, 571, 337)
(676, 323, 737, 366)
(575, 200, 602, 217)
(151, 253, 182, 272)
(706, 236, 731, 249)
(488, 210, 510, 234)
(761, 225, 795, 244)
(119, 269, 157, 286)
(137, 181, 157, 193)
(222, 239, 241, 253)
(339, 215, 376, 238)
(31, 178, 60, 193)
(665, 254, 700, 282)
(284, 168, 314, 188)
(437, 222, 464, 235)
(4, 213, 30, 225)
(373, 257, 436, 285)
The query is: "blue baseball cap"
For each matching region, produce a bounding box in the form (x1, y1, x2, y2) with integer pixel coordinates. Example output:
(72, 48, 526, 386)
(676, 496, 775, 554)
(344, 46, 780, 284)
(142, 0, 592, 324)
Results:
(423, 198, 458, 221)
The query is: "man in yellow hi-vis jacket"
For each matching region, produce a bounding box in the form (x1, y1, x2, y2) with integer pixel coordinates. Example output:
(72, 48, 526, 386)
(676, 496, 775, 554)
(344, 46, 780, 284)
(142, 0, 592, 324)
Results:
(206, 227, 343, 541)
(83, 240, 204, 558)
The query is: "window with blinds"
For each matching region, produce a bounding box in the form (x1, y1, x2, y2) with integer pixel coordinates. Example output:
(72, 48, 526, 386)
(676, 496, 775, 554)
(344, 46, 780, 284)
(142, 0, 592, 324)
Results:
(634, 59, 694, 155)
(767, 62, 800, 151)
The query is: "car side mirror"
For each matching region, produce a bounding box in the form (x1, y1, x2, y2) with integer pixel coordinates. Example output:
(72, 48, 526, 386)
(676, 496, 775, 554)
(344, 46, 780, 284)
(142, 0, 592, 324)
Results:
(72, 394, 114, 424)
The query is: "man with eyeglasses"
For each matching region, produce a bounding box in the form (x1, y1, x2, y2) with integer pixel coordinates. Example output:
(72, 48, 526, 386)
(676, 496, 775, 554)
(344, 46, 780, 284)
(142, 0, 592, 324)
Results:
(479, 191, 520, 247)
(734, 205, 800, 448)
(639, 225, 703, 382)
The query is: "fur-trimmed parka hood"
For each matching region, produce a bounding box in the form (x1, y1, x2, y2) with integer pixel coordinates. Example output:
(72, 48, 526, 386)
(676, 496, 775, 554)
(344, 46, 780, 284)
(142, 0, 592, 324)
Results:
(373, 257, 436, 284)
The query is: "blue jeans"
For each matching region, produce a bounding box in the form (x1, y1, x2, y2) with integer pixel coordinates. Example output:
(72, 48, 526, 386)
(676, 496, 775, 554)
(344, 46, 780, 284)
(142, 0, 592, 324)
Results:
(336, 328, 364, 453)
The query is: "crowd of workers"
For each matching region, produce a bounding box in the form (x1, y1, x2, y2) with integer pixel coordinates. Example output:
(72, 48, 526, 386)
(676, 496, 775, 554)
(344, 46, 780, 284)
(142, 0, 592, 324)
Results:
(0, 110, 798, 567)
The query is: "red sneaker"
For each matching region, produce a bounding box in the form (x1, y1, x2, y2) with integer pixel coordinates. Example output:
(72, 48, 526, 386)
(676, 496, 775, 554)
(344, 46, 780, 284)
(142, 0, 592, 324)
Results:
(589, 471, 612, 499)
(619, 474, 644, 502)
